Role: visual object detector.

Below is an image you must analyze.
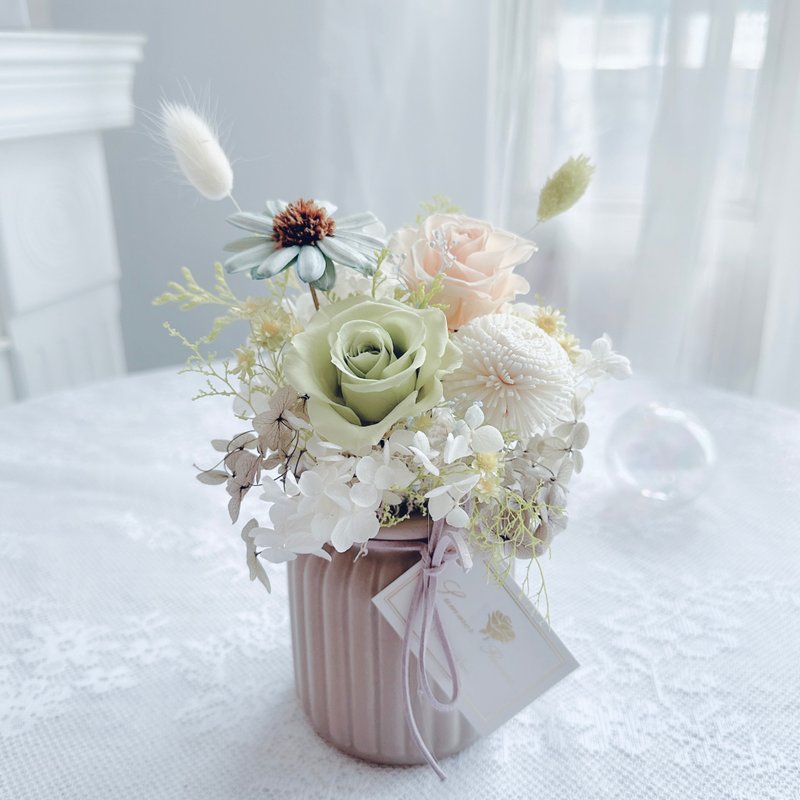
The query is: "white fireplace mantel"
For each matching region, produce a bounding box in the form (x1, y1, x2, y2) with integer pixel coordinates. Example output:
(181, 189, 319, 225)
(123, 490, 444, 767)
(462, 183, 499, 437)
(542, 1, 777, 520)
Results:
(0, 31, 144, 403)
(0, 31, 144, 140)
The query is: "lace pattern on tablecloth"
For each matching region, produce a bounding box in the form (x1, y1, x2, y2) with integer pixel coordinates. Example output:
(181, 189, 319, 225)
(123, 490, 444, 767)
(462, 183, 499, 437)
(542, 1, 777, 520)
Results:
(1, 372, 798, 799)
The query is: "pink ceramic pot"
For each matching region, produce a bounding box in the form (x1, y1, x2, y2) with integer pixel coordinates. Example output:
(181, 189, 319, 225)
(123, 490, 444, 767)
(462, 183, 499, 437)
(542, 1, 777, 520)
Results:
(286, 516, 479, 765)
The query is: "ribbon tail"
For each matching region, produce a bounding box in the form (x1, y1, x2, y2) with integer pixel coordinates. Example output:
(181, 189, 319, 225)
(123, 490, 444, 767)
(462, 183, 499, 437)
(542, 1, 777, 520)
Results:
(398, 519, 469, 780)
(402, 578, 447, 781)
(417, 581, 459, 710)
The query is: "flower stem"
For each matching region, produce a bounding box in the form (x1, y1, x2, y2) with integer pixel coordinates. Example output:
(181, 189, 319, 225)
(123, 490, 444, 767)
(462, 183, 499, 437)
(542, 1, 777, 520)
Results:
(309, 284, 320, 311)
(520, 219, 541, 239)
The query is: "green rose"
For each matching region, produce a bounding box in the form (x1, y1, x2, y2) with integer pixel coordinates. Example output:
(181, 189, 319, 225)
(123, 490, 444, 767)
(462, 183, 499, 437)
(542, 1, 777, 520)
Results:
(284, 296, 461, 450)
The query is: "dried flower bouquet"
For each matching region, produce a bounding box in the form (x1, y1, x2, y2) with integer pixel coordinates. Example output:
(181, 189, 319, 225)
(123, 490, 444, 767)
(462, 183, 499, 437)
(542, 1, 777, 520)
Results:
(154, 103, 630, 597)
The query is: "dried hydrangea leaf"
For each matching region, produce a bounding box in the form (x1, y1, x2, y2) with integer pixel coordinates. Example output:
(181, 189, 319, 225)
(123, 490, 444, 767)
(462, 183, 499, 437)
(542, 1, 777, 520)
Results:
(196, 470, 229, 485)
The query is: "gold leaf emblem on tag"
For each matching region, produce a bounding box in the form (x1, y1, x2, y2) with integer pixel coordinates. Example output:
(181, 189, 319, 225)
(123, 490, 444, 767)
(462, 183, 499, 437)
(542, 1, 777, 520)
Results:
(480, 610, 515, 643)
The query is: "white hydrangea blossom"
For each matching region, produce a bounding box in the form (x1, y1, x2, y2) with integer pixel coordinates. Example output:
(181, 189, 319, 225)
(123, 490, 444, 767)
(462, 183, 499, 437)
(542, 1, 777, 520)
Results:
(576, 334, 633, 381)
(232, 326, 630, 582)
(242, 403, 502, 560)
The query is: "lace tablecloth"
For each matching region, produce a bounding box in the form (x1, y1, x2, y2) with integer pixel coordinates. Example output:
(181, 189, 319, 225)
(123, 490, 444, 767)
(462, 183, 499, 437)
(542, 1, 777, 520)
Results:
(1, 369, 798, 799)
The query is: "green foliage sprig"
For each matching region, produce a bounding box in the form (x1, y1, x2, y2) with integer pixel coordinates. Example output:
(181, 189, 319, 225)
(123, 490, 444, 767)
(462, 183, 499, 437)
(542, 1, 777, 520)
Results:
(154, 263, 241, 342)
(415, 194, 462, 224)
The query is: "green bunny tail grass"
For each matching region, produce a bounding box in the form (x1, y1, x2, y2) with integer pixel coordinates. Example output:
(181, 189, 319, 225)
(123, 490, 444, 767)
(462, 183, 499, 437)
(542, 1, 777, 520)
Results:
(537, 155, 595, 223)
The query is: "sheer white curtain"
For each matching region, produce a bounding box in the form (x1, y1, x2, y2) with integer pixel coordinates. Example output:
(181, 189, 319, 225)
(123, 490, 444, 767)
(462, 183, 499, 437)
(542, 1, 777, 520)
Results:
(487, 0, 800, 407)
(314, 0, 492, 232)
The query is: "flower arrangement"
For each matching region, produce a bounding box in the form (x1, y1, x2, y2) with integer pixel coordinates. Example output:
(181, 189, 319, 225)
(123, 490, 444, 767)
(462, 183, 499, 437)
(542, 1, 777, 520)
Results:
(154, 102, 631, 597)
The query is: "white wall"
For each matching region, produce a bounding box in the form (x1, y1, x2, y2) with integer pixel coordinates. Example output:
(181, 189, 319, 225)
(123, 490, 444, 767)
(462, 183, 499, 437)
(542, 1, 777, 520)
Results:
(50, 0, 491, 372)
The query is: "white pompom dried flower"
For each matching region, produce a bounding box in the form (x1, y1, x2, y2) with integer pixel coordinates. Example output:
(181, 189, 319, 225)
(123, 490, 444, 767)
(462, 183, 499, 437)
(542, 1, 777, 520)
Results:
(444, 314, 574, 439)
(159, 101, 234, 201)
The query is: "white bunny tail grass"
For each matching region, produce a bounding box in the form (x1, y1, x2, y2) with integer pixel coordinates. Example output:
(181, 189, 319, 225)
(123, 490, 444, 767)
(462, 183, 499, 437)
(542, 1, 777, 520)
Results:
(159, 101, 234, 201)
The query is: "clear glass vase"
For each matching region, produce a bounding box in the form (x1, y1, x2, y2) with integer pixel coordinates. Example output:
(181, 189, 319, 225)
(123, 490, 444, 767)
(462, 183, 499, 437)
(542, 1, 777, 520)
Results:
(286, 516, 479, 765)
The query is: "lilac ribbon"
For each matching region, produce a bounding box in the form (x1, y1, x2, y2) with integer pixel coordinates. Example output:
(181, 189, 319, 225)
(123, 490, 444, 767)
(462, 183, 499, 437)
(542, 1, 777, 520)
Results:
(365, 517, 472, 780)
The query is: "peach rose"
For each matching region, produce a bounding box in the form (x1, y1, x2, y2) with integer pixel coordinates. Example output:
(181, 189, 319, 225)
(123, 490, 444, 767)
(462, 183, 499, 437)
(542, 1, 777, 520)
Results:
(389, 213, 534, 330)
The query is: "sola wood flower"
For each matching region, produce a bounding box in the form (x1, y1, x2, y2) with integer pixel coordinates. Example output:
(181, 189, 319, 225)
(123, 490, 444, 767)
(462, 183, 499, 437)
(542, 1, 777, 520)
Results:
(224, 198, 384, 290)
(445, 314, 574, 440)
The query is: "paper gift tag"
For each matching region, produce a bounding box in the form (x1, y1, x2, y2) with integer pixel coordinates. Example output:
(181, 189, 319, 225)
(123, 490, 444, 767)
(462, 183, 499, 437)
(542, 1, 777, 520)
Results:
(372, 555, 578, 737)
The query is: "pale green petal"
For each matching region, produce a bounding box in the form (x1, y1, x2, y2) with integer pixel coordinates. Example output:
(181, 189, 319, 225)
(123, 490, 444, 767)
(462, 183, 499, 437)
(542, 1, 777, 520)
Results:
(333, 231, 385, 255)
(378, 345, 425, 380)
(340, 369, 417, 424)
(314, 199, 338, 215)
(335, 212, 379, 231)
(308, 391, 420, 450)
(439, 338, 463, 375)
(317, 237, 372, 270)
(228, 212, 274, 235)
(414, 376, 444, 410)
(224, 236, 269, 253)
(332, 320, 394, 379)
(380, 309, 426, 359)
(334, 230, 384, 248)
(224, 242, 275, 274)
(311, 257, 337, 292)
(265, 199, 288, 216)
(329, 236, 380, 258)
(253, 245, 300, 278)
(348, 349, 390, 376)
(417, 306, 453, 386)
(296, 245, 326, 283)
(285, 321, 340, 401)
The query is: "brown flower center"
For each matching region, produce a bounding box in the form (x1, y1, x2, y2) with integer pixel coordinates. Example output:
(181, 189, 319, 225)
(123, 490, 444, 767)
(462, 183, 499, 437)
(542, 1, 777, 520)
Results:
(272, 198, 335, 249)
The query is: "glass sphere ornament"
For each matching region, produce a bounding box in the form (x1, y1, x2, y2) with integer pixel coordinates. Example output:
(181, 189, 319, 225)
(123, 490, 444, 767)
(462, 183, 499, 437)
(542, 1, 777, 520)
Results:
(606, 402, 717, 504)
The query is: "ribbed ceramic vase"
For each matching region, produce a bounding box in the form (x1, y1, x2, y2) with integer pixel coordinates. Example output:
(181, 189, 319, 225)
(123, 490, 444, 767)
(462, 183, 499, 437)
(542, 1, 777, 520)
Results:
(286, 516, 479, 765)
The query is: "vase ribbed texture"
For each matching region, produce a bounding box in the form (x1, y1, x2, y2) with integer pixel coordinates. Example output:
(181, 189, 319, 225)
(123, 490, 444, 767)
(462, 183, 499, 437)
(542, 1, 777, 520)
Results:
(287, 521, 479, 765)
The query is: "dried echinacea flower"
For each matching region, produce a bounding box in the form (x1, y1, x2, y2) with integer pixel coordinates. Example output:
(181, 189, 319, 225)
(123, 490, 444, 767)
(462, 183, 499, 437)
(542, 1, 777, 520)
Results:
(223, 198, 384, 295)
(537, 155, 594, 223)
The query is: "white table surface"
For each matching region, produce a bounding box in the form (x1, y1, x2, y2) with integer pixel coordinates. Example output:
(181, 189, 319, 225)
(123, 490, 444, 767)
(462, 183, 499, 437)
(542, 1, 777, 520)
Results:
(1, 369, 798, 800)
